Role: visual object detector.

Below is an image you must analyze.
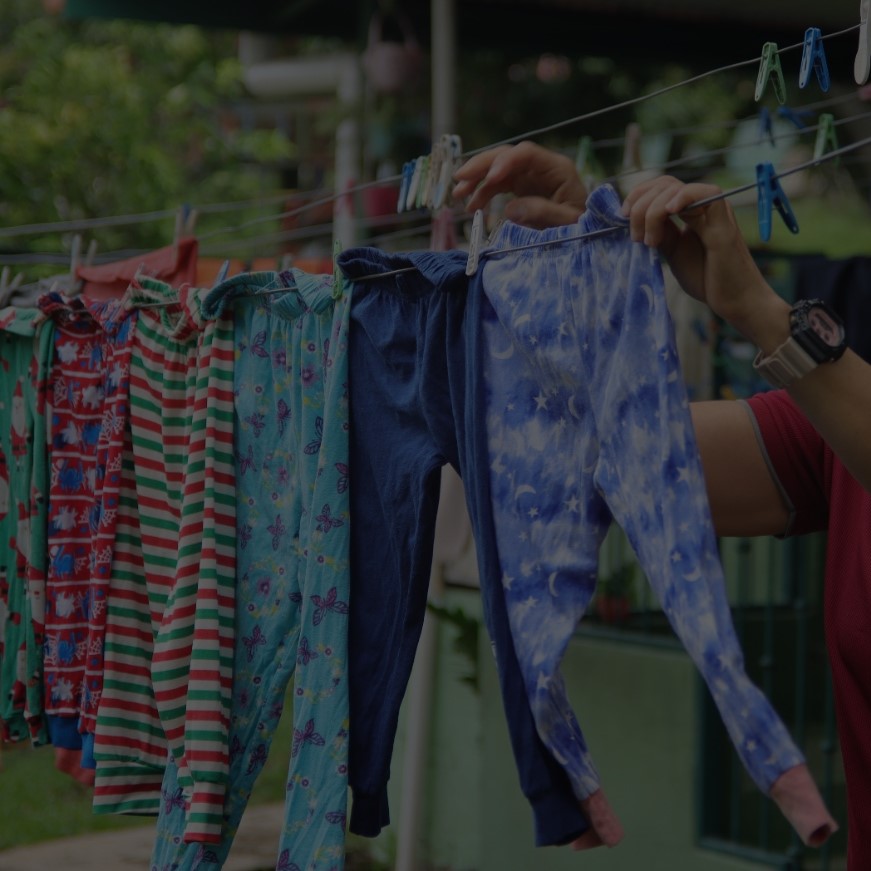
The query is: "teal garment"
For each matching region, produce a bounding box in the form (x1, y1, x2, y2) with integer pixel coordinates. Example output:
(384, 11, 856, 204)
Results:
(0, 306, 53, 746)
(151, 269, 352, 871)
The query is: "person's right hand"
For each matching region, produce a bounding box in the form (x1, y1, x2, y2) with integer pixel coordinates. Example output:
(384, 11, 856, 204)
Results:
(620, 175, 782, 343)
(451, 141, 588, 229)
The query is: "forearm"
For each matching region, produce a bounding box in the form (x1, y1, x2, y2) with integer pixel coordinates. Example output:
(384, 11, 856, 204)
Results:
(726, 286, 871, 495)
(787, 349, 871, 493)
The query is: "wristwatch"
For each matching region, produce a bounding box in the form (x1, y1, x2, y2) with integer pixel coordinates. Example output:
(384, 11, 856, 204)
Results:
(752, 298, 847, 389)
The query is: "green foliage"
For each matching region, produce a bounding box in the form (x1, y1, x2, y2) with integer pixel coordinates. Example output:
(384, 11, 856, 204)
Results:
(0, 0, 293, 258)
(426, 602, 480, 692)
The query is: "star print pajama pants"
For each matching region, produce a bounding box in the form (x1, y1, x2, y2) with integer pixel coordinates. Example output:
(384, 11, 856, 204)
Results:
(475, 183, 806, 803)
(151, 268, 352, 871)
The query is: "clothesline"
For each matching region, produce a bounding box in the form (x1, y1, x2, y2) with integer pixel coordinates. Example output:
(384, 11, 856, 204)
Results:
(0, 21, 866, 257)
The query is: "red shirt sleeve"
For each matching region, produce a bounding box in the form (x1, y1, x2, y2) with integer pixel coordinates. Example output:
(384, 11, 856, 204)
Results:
(743, 389, 830, 535)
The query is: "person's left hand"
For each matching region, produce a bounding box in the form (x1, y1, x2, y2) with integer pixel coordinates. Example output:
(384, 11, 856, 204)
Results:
(452, 141, 587, 229)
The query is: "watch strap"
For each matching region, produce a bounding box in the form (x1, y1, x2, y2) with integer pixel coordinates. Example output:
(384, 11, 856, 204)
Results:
(753, 335, 819, 389)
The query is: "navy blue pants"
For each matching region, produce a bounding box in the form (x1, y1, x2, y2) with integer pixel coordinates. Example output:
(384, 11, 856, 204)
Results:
(338, 247, 588, 847)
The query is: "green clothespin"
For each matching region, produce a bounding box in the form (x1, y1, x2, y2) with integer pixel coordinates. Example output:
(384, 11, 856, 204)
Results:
(814, 113, 839, 162)
(332, 238, 344, 299)
(755, 42, 787, 104)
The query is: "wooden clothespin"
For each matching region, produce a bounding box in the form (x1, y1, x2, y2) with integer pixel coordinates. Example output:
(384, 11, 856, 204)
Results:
(756, 162, 799, 243)
(800, 27, 830, 92)
(755, 42, 787, 105)
(856, 0, 871, 85)
(814, 113, 839, 162)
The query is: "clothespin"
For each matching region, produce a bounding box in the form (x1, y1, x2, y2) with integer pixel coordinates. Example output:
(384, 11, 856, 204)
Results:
(758, 107, 776, 146)
(0, 267, 24, 307)
(622, 122, 642, 172)
(214, 259, 231, 285)
(405, 156, 425, 212)
(813, 113, 839, 162)
(575, 135, 601, 188)
(397, 160, 415, 213)
(172, 204, 197, 259)
(799, 27, 830, 92)
(422, 140, 442, 209)
(755, 42, 787, 104)
(856, 0, 871, 85)
(432, 134, 463, 210)
(465, 209, 485, 277)
(331, 238, 344, 300)
(756, 162, 799, 242)
(414, 155, 430, 210)
(776, 105, 814, 130)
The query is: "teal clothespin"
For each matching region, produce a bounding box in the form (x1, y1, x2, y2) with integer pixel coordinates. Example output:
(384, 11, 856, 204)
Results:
(755, 42, 787, 104)
(575, 135, 594, 176)
(800, 27, 830, 91)
(814, 113, 839, 162)
(756, 162, 799, 242)
(332, 238, 344, 300)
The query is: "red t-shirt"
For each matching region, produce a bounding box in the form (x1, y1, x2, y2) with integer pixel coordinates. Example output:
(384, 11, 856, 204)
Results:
(746, 389, 871, 867)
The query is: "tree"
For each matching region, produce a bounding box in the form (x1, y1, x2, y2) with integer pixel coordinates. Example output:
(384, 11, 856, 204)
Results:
(0, 0, 293, 261)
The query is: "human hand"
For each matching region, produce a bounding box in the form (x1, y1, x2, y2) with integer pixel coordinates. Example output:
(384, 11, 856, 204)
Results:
(620, 175, 781, 340)
(452, 141, 587, 229)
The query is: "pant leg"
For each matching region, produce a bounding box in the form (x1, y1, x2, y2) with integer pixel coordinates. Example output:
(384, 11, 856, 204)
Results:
(571, 200, 805, 793)
(338, 247, 587, 847)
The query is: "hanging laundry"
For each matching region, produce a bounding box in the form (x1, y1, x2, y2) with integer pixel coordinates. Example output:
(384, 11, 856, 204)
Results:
(91, 277, 236, 843)
(151, 267, 352, 871)
(0, 305, 54, 748)
(336, 246, 589, 847)
(472, 183, 835, 847)
(75, 237, 199, 301)
(38, 291, 136, 786)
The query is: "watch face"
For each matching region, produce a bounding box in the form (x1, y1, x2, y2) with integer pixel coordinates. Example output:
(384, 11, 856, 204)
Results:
(808, 307, 845, 347)
(791, 299, 847, 363)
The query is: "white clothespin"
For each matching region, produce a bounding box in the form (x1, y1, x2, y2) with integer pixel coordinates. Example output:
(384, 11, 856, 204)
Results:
(856, 0, 871, 84)
(465, 209, 485, 277)
(0, 266, 24, 307)
(432, 134, 462, 210)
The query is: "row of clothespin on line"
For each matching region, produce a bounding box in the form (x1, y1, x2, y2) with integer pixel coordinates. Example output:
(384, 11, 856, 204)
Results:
(396, 133, 464, 214)
(1, 204, 199, 308)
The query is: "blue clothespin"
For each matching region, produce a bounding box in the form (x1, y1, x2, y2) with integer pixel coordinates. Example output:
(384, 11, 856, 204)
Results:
(799, 27, 830, 91)
(755, 42, 787, 104)
(758, 107, 775, 146)
(397, 160, 415, 214)
(776, 105, 814, 130)
(756, 162, 799, 242)
(814, 113, 839, 162)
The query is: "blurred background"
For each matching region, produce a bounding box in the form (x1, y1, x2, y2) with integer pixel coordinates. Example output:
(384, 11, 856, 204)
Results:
(1, 2, 868, 869)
